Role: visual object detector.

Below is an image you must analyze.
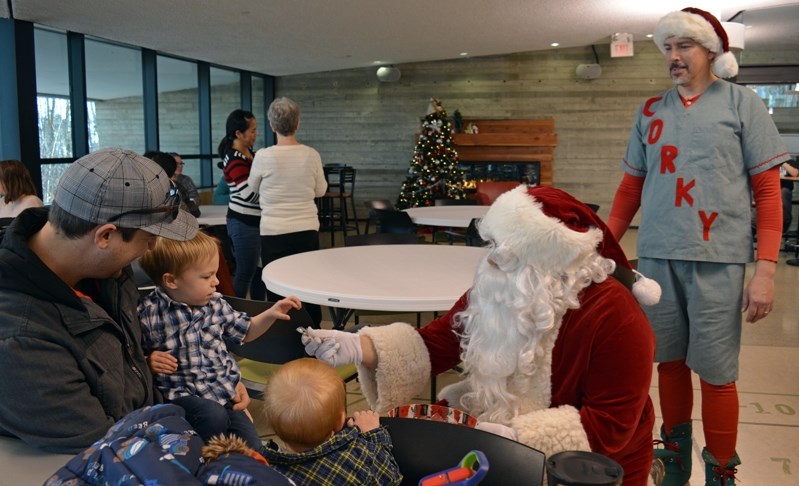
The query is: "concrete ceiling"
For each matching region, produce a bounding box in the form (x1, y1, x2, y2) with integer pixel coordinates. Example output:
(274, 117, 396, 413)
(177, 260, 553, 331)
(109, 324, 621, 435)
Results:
(5, 0, 798, 77)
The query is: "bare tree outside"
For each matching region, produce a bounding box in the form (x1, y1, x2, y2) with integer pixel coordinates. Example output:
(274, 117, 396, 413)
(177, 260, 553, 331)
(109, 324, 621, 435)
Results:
(37, 97, 72, 159)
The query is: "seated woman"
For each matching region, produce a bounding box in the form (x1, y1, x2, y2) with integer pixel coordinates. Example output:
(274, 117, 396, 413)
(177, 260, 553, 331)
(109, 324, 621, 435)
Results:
(0, 159, 44, 220)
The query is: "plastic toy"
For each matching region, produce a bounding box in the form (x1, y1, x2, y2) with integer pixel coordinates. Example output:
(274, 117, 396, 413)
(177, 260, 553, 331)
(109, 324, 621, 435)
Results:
(419, 450, 489, 486)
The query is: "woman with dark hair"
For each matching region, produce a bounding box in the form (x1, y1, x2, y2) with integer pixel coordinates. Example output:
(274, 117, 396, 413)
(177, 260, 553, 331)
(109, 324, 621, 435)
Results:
(218, 109, 265, 299)
(143, 150, 178, 178)
(0, 159, 43, 219)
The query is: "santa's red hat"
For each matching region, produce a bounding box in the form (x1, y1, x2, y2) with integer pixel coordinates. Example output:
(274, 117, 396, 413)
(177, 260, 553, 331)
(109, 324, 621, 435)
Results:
(653, 7, 739, 79)
(479, 185, 661, 305)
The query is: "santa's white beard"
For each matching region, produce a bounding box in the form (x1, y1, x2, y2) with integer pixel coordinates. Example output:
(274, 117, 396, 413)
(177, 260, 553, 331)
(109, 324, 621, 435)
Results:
(455, 249, 614, 424)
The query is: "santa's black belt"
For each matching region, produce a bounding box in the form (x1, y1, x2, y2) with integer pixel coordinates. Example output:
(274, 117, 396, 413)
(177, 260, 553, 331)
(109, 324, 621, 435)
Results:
(612, 265, 636, 292)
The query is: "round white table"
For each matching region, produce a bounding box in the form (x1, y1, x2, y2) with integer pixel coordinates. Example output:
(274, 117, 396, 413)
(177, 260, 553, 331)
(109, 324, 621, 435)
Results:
(196, 204, 228, 226)
(404, 206, 489, 227)
(262, 245, 487, 328)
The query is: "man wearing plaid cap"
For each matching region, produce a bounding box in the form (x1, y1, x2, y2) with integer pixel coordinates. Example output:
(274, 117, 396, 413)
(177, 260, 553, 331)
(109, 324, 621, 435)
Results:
(0, 148, 209, 453)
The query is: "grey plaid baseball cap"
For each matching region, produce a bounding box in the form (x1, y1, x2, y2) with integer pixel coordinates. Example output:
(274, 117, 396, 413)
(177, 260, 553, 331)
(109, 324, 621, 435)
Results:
(53, 148, 198, 241)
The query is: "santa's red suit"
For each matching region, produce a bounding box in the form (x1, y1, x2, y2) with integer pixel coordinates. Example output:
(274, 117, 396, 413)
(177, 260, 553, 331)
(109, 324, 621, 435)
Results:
(352, 186, 657, 486)
(357, 284, 654, 484)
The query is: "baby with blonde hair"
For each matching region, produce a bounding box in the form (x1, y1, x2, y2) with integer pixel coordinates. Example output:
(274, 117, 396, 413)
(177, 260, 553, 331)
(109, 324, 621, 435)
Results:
(138, 230, 301, 451)
(261, 358, 402, 485)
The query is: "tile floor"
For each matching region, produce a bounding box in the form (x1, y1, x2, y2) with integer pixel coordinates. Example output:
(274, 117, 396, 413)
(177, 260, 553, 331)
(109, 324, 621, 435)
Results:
(252, 227, 799, 484)
(620, 230, 799, 485)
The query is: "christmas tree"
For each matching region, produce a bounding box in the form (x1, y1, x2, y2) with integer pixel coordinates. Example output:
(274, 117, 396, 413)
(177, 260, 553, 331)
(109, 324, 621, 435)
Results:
(396, 98, 467, 209)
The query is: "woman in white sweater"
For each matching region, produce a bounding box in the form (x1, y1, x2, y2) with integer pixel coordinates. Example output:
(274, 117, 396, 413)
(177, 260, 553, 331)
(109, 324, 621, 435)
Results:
(249, 97, 328, 326)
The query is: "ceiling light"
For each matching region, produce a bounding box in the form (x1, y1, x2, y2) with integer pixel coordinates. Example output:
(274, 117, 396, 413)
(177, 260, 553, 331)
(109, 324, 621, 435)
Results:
(721, 21, 745, 50)
(376, 66, 401, 82)
(550, 42, 559, 47)
(459, 52, 468, 56)
(646, 34, 653, 38)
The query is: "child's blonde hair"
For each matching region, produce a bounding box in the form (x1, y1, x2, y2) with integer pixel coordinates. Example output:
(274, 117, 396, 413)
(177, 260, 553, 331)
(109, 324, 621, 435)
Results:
(138, 230, 218, 285)
(263, 358, 346, 451)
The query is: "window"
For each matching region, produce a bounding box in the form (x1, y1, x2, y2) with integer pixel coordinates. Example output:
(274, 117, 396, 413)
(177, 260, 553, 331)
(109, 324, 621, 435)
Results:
(252, 76, 266, 149)
(21, 27, 272, 199)
(157, 56, 199, 155)
(746, 84, 799, 134)
(85, 39, 145, 152)
(210, 67, 242, 185)
(40, 163, 71, 205)
(34, 28, 72, 159)
(211, 68, 241, 146)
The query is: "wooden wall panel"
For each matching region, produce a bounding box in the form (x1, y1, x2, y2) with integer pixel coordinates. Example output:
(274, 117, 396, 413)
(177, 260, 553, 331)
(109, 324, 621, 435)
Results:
(277, 43, 673, 219)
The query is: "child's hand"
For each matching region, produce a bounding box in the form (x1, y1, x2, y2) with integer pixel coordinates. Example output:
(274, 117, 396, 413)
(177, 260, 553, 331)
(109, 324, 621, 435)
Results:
(269, 295, 302, 321)
(349, 410, 380, 433)
(147, 350, 178, 374)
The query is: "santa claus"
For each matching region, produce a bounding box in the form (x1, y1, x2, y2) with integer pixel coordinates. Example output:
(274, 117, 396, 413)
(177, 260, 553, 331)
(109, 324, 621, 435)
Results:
(304, 185, 659, 485)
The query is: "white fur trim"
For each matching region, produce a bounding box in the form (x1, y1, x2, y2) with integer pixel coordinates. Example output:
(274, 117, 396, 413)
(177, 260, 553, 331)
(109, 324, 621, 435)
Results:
(479, 186, 603, 274)
(511, 405, 590, 459)
(654, 11, 739, 79)
(632, 270, 662, 306)
(711, 51, 739, 79)
(654, 10, 722, 55)
(357, 323, 431, 413)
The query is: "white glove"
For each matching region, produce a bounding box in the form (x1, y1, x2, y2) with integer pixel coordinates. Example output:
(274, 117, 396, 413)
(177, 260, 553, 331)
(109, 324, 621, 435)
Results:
(475, 421, 517, 441)
(300, 328, 363, 367)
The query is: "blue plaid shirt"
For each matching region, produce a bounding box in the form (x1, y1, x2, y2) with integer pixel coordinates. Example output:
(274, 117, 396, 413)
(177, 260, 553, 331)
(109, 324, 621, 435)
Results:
(138, 288, 250, 405)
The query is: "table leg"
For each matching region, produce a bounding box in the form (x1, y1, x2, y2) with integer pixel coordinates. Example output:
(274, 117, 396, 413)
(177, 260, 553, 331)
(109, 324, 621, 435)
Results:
(327, 307, 355, 330)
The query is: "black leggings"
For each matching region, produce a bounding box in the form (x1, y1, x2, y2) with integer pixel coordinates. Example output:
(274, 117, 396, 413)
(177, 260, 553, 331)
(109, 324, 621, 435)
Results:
(260, 230, 322, 327)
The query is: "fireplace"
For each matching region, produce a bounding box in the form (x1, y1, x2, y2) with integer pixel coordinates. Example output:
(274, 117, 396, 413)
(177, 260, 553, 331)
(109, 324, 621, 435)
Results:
(459, 161, 541, 189)
(452, 119, 556, 188)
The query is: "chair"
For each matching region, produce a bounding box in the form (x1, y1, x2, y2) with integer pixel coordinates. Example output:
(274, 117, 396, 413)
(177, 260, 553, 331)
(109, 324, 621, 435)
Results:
(430, 199, 479, 243)
(380, 416, 545, 486)
(131, 258, 155, 291)
(435, 218, 486, 247)
(474, 181, 523, 205)
(223, 295, 357, 399)
(374, 208, 418, 234)
(363, 199, 395, 233)
(344, 232, 420, 247)
(317, 165, 359, 246)
(0, 217, 12, 241)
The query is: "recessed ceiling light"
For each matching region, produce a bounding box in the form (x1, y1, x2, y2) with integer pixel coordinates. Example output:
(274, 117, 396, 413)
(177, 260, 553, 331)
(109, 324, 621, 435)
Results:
(373, 60, 383, 64)
(550, 42, 559, 47)
(459, 52, 468, 56)
(646, 34, 653, 38)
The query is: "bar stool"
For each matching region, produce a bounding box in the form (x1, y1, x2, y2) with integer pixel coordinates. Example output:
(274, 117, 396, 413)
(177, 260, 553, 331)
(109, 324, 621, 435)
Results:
(317, 165, 359, 246)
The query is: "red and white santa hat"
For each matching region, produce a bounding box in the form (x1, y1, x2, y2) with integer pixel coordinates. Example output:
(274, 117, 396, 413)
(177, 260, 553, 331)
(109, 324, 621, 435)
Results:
(479, 185, 661, 305)
(653, 7, 739, 79)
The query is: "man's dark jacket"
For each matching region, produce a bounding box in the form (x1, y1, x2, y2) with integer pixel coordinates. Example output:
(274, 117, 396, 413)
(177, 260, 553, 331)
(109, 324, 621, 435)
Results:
(0, 208, 156, 453)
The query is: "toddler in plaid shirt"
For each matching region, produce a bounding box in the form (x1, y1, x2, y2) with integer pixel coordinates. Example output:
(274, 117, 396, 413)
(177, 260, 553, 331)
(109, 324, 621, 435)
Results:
(261, 358, 402, 485)
(138, 230, 301, 451)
